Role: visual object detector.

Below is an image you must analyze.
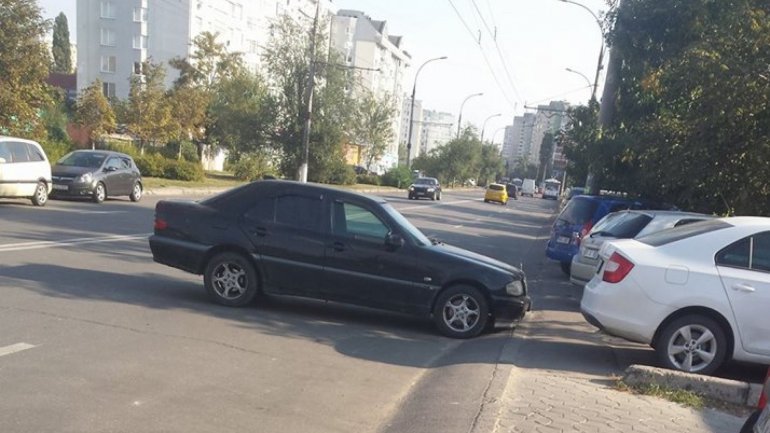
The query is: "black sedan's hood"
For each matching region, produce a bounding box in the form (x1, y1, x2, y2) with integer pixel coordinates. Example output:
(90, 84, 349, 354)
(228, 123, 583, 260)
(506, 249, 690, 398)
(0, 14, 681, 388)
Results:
(432, 243, 524, 278)
(52, 165, 96, 177)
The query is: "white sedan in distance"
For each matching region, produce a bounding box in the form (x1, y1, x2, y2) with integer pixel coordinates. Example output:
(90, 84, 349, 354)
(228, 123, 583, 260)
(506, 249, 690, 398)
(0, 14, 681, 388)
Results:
(581, 217, 770, 375)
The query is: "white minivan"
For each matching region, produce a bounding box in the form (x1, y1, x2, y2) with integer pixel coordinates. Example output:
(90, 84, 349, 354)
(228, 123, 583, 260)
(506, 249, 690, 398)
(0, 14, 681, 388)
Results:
(521, 178, 536, 197)
(0, 136, 52, 206)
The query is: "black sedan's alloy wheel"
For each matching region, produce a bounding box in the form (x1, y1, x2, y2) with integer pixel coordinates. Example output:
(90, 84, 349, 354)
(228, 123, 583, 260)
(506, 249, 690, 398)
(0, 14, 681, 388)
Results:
(433, 285, 489, 338)
(204, 252, 259, 307)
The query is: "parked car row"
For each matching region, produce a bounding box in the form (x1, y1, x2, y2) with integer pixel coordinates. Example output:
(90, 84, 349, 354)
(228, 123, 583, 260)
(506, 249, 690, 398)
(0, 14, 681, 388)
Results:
(0, 136, 143, 206)
(547, 193, 770, 376)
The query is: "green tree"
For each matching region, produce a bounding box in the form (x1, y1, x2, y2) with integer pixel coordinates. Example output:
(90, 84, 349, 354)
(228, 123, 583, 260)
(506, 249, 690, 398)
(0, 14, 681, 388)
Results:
(51, 12, 71, 73)
(74, 79, 116, 149)
(478, 143, 504, 186)
(262, 15, 357, 181)
(538, 132, 555, 183)
(125, 61, 175, 153)
(601, 0, 770, 214)
(561, 101, 599, 186)
(169, 32, 244, 90)
(0, 0, 52, 140)
(207, 71, 273, 156)
(167, 84, 209, 158)
(354, 91, 395, 172)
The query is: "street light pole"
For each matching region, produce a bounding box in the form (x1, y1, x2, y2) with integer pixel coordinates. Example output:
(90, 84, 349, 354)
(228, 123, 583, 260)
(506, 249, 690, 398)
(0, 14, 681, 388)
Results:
(565, 67, 593, 99)
(480, 113, 502, 143)
(406, 56, 447, 168)
(298, 0, 321, 183)
(558, 0, 604, 101)
(457, 92, 483, 139)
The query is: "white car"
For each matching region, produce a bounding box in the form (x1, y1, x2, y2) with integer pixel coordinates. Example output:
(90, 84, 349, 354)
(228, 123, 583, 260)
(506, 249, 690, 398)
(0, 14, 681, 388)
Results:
(0, 136, 52, 206)
(581, 217, 770, 375)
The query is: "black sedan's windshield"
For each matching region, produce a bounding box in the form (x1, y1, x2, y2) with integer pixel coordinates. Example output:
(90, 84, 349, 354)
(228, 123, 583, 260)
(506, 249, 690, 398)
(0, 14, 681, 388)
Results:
(382, 203, 431, 246)
(57, 152, 107, 168)
(414, 178, 437, 185)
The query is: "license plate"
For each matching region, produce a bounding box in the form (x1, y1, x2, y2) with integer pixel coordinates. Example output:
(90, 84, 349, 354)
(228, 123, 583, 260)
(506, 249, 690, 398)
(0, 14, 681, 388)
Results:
(556, 236, 570, 244)
(756, 407, 770, 433)
(52, 184, 68, 191)
(584, 249, 598, 259)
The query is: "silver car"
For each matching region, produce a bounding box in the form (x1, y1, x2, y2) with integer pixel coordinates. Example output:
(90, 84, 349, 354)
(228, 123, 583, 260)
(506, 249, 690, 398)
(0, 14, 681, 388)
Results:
(570, 210, 713, 286)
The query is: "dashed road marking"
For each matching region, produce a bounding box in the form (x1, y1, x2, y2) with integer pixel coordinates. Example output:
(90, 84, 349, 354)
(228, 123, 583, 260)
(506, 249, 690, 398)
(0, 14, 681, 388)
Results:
(0, 343, 36, 358)
(398, 199, 476, 212)
(0, 233, 151, 253)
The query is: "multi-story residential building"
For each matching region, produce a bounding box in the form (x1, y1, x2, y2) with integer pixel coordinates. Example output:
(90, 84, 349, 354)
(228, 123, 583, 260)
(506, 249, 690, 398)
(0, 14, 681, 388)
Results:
(503, 112, 535, 168)
(77, 0, 331, 100)
(419, 110, 454, 155)
(529, 101, 569, 178)
(330, 10, 410, 171)
(400, 97, 423, 163)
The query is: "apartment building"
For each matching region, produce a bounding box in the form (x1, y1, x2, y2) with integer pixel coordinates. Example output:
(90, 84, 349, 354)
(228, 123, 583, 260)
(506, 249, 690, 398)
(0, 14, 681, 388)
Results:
(330, 10, 411, 171)
(419, 110, 454, 156)
(77, 0, 331, 100)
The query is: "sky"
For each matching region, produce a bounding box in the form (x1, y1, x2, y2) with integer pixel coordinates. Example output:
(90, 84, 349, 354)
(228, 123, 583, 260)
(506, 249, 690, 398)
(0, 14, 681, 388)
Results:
(37, 0, 609, 144)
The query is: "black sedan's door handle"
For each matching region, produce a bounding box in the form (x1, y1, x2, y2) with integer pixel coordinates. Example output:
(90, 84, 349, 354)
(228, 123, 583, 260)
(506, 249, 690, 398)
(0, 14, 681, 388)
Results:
(253, 227, 267, 237)
(332, 241, 346, 252)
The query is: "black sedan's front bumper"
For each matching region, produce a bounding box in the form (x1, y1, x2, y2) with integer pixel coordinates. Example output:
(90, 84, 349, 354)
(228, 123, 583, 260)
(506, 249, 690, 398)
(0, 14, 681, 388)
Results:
(490, 294, 531, 321)
(409, 188, 438, 198)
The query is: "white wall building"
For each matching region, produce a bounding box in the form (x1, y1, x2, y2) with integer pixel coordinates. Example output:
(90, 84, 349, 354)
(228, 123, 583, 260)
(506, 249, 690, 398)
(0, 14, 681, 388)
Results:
(504, 112, 535, 167)
(419, 110, 454, 155)
(529, 101, 569, 168)
(400, 97, 423, 163)
(330, 10, 410, 171)
(77, 0, 331, 100)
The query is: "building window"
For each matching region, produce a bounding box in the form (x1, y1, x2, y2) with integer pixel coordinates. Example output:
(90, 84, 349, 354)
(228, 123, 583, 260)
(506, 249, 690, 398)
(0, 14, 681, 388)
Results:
(100, 1, 116, 19)
(133, 61, 144, 75)
(132, 35, 147, 49)
(100, 28, 116, 46)
(102, 82, 116, 99)
(100, 56, 116, 73)
(133, 7, 147, 22)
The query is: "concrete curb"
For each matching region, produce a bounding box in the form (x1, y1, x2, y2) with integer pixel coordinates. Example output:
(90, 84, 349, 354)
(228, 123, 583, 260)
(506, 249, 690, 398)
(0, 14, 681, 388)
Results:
(143, 185, 482, 197)
(623, 364, 763, 406)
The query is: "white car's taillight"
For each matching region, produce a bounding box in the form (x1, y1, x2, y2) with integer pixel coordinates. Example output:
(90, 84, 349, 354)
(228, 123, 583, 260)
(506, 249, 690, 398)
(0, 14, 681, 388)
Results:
(602, 252, 634, 283)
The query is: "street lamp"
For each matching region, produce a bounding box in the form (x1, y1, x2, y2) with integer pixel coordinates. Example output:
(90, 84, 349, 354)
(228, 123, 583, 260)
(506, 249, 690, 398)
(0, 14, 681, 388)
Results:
(457, 92, 483, 138)
(480, 113, 502, 143)
(557, 0, 604, 101)
(406, 56, 448, 168)
(565, 67, 593, 99)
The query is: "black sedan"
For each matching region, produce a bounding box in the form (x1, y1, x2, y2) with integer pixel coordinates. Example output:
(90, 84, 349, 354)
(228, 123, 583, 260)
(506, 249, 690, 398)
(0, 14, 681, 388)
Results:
(408, 177, 442, 200)
(149, 180, 530, 338)
(51, 150, 143, 203)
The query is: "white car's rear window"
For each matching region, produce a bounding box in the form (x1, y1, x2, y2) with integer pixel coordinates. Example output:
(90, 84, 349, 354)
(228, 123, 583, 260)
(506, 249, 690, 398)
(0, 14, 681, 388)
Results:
(638, 219, 732, 247)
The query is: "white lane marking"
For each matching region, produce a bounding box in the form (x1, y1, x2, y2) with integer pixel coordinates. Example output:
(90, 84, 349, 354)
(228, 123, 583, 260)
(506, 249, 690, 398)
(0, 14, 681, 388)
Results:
(398, 199, 476, 212)
(0, 233, 151, 253)
(453, 225, 464, 228)
(0, 343, 35, 358)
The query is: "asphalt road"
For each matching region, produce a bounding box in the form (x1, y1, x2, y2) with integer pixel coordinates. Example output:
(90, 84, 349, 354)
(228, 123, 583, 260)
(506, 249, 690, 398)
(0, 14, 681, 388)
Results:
(0, 190, 764, 433)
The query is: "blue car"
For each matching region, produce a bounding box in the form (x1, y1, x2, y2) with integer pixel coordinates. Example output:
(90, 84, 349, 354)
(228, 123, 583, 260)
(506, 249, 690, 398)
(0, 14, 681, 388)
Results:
(546, 195, 646, 275)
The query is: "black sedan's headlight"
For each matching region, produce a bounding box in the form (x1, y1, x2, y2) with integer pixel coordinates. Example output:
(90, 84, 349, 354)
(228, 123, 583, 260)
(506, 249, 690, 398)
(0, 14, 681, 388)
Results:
(505, 279, 525, 296)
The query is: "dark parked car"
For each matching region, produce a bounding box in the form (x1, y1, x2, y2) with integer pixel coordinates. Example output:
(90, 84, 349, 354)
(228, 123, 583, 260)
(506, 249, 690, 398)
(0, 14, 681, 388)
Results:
(51, 150, 142, 203)
(546, 195, 647, 275)
(149, 180, 530, 338)
(408, 177, 441, 200)
(505, 183, 519, 200)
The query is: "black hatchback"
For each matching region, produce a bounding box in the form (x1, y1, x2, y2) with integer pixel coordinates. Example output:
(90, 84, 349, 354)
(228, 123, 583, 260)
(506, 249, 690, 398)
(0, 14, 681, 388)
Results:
(51, 150, 143, 203)
(150, 181, 530, 338)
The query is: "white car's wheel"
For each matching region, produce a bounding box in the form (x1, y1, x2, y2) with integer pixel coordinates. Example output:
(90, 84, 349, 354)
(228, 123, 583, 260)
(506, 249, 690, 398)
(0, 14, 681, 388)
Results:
(656, 315, 727, 375)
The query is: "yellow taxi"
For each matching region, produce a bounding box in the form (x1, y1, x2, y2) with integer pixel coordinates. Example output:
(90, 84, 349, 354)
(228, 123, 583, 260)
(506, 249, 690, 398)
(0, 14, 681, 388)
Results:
(484, 183, 508, 205)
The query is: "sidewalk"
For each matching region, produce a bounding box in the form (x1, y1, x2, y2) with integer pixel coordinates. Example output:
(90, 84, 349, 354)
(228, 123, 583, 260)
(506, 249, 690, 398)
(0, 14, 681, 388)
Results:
(143, 183, 481, 197)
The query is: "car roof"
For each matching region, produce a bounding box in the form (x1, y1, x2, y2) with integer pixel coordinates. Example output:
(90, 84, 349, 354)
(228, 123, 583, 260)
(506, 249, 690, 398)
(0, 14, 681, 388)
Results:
(260, 180, 388, 204)
(70, 149, 131, 158)
(716, 216, 770, 228)
(615, 209, 712, 218)
(0, 135, 42, 145)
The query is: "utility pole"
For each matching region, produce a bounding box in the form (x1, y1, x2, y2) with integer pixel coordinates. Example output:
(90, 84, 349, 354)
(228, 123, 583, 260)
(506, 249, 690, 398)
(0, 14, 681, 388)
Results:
(298, 0, 321, 183)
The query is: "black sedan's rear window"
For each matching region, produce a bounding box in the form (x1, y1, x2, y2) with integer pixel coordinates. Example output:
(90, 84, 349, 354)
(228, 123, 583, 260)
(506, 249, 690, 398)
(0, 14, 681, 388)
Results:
(638, 219, 732, 247)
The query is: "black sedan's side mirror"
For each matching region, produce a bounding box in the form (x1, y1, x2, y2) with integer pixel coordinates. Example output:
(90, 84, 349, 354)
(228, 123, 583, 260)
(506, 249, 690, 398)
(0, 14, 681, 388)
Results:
(385, 233, 405, 250)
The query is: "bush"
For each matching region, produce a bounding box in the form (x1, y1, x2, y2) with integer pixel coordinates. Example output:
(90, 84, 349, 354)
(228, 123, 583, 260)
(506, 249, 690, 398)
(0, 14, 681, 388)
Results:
(324, 161, 357, 185)
(161, 141, 200, 162)
(163, 159, 205, 181)
(356, 173, 381, 186)
(40, 139, 72, 164)
(134, 153, 168, 177)
(103, 140, 141, 158)
(382, 166, 413, 189)
(231, 153, 274, 181)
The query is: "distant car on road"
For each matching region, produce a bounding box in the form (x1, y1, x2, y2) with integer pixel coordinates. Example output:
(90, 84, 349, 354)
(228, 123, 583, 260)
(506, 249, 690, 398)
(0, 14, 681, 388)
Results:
(741, 367, 769, 433)
(484, 183, 508, 205)
(0, 136, 52, 206)
(521, 179, 536, 197)
(150, 180, 531, 338)
(570, 210, 714, 286)
(408, 177, 442, 200)
(505, 183, 518, 200)
(581, 217, 770, 375)
(51, 150, 142, 204)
